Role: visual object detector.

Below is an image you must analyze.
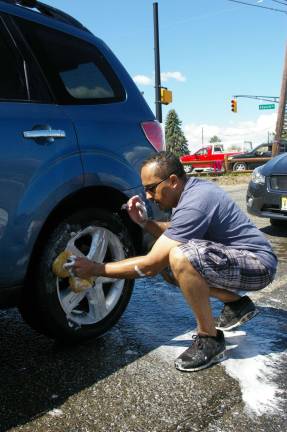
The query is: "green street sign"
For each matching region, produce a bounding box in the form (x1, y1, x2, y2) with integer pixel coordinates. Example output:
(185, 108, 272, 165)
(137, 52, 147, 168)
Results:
(259, 104, 275, 110)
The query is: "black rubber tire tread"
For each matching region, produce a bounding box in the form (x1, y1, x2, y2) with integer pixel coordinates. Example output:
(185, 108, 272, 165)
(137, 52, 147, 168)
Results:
(19, 208, 134, 342)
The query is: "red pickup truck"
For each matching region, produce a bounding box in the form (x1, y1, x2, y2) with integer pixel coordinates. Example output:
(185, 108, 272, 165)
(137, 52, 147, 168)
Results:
(180, 144, 241, 173)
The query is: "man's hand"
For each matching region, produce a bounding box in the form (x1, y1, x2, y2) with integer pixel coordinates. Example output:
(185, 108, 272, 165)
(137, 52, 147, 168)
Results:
(72, 257, 100, 279)
(122, 195, 148, 227)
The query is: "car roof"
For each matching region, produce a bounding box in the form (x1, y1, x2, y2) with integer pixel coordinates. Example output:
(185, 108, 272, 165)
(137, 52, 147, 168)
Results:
(0, 0, 90, 33)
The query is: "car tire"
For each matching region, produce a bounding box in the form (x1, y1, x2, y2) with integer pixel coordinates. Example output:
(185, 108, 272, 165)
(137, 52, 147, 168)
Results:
(19, 208, 134, 342)
(270, 218, 286, 227)
(232, 162, 247, 172)
(183, 164, 193, 174)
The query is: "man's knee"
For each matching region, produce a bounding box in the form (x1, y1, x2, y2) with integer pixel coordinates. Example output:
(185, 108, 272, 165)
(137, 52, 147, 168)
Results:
(169, 246, 194, 275)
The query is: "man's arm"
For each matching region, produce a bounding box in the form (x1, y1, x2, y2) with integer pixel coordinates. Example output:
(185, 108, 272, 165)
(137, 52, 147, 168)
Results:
(72, 234, 181, 280)
(123, 194, 170, 238)
(143, 220, 170, 239)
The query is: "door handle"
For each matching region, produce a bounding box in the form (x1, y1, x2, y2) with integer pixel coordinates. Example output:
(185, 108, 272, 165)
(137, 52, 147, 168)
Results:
(23, 129, 66, 140)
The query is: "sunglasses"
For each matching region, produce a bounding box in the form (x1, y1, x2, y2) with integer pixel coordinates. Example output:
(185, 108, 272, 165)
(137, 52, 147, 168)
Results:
(143, 171, 176, 194)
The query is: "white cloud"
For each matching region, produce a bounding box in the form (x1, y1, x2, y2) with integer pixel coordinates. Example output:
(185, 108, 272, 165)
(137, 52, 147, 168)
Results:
(184, 112, 277, 153)
(133, 75, 153, 86)
(161, 71, 186, 82)
(133, 71, 186, 86)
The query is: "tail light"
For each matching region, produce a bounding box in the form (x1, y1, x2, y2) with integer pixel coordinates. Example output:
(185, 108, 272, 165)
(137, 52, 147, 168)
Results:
(141, 120, 165, 152)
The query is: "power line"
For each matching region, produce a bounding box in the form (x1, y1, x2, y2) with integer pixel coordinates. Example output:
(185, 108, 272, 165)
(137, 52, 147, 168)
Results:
(271, 0, 287, 7)
(225, 0, 287, 13)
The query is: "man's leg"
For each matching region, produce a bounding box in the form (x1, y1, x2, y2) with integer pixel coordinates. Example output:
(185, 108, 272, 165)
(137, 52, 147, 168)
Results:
(210, 287, 241, 303)
(169, 246, 226, 372)
(169, 246, 216, 336)
(168, 248, 243, 330)
(209, 287, 257, 330)
(169, 239, 269, 337)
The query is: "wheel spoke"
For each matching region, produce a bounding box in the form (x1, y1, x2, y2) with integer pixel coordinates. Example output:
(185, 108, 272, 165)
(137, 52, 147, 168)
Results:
(65, 236, 86, 257)
(86, 281, 108, 320)
(61, 289, 86, 315)
(87, 228, 109, 262)
(97, 276, 118, 284)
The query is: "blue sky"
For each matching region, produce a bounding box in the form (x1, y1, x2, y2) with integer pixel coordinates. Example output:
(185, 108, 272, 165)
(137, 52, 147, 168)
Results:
(44, 0, 286, 151)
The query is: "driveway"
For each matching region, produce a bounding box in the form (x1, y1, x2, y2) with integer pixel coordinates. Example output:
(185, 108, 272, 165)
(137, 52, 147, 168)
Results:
(0, 183, 286, 432)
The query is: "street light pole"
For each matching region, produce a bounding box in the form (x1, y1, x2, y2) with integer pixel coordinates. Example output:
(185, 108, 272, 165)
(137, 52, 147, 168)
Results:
(153, 2, 162, 123)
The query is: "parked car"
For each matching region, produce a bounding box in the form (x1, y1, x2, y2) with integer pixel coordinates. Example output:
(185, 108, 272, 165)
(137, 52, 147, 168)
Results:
(180, 144, 241, 173)
(0, 0, 165, 341)
(228, 143, 272, 171)
(246, 152, 287, 226)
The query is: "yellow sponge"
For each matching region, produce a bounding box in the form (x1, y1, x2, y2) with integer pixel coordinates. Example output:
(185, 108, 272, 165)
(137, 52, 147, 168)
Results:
(52, 250, 72, 278)
(69, 276, 94, 293)
(52, 250, 94, 293)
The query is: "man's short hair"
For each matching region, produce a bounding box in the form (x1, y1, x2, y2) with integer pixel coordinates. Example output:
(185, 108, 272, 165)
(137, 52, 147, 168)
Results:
(141, 151, 186, 179)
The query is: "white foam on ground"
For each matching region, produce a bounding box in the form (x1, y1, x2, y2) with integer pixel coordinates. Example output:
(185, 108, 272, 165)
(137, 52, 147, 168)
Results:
(48, 408, 63, 417)
(223, 330, 284, 415)
(153, 326, 285, 416)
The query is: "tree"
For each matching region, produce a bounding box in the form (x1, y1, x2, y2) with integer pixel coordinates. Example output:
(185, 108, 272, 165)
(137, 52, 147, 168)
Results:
(209, 135, 222, 143)
(165, 109, 189, 157)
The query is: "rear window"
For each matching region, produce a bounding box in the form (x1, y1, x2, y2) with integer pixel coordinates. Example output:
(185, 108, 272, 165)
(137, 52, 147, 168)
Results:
(15, 18, 125, 105)
(214, 146, 222, 153)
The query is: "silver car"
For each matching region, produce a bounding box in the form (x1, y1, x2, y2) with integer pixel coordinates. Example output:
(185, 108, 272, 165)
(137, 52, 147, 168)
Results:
(246, 153, 287, 226)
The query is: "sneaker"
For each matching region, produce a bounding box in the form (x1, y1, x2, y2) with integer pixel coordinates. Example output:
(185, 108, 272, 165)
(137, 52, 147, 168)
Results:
(215, 296, 259, 331)
(174, 330, 226, 372)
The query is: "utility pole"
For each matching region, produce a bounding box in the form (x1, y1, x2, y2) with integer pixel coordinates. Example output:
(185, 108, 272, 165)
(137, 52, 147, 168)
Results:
(153, 2, 162, 123)
(273, 43, 287, 156)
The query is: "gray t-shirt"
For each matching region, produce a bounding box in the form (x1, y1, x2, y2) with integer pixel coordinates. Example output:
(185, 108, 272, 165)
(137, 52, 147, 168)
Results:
(164, 177, 277, 271)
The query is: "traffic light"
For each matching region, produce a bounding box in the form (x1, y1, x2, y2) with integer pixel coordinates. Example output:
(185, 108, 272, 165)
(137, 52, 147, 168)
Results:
(231, 99, 237, 113)
(160, 87, 173, 105)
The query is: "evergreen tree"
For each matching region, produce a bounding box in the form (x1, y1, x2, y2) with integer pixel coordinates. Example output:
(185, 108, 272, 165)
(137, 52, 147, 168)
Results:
(165, 109, 189, 157)
(209, 135, 222, 143)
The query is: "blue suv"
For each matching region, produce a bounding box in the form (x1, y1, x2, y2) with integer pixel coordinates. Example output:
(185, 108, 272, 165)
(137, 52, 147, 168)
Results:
(0, 0, 164, 341)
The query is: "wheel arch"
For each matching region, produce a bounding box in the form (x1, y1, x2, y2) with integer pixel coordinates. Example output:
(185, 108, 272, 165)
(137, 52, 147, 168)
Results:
(25, 185, 143, 284)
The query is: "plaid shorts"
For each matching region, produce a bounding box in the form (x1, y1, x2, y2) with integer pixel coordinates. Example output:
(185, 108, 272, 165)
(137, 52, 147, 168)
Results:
(178, 239, 275, 291)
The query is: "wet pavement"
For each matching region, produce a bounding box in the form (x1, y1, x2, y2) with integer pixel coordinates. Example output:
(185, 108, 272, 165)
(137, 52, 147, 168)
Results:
(0, 184, 287, 432)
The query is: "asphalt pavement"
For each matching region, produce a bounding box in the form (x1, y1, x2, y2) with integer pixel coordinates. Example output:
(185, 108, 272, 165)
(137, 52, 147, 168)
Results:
(0, 183, 286, 432)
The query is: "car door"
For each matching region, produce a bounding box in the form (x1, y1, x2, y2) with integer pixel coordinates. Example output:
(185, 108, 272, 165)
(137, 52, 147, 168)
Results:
(14, 16, 157, 190)
(194, 147, 209, 169)
(251, 144, 271, 170)
(0, 16, 82, 286)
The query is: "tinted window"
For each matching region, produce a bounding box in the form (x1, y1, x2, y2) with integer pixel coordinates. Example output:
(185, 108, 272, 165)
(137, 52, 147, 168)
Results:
(59, 62, 114, 99)
(16, 18, 125, 105)
(255, 145, 271, 155)
(0, 21, 27, 100)
(258, 145, 268, 153)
